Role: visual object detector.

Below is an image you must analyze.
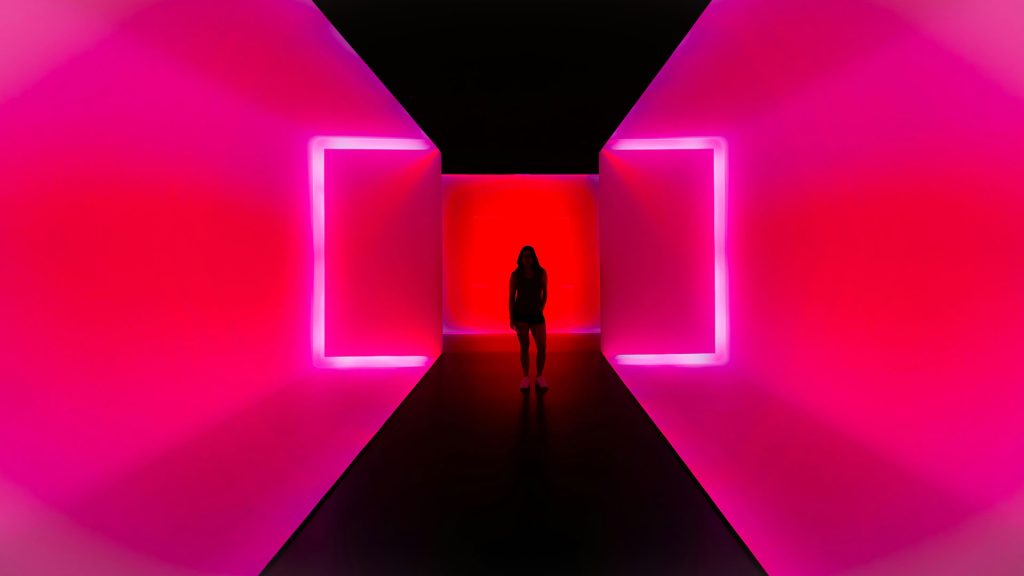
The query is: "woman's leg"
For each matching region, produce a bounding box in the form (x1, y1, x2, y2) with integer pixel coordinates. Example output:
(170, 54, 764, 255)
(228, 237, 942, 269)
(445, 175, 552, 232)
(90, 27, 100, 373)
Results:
(515, 322, 531, 377)
(530, 321, 547, 377)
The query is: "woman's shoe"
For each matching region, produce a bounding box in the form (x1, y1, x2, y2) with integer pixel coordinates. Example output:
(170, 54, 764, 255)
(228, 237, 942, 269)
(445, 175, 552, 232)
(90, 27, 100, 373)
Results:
(520, 376, 530, 390)
(536, 376, 548, 390)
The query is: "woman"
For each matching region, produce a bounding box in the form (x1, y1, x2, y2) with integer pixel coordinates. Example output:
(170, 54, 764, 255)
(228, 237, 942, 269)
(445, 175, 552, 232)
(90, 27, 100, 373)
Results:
(509, 245, 548, 390)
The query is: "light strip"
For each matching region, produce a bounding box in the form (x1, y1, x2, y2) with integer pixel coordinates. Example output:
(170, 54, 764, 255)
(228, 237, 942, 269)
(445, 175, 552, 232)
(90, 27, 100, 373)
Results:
(310, 135, 433, 369)
(441, 327, 603, 335)
(607, 137, 729, 367)
(316, 355, 430, 368)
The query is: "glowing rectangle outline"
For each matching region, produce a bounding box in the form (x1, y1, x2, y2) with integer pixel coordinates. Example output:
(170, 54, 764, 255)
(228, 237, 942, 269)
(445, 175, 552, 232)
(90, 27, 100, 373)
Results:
(439, 173, 603, 335)
(310, 136, 432, 369)
(605, 137, 729, 366)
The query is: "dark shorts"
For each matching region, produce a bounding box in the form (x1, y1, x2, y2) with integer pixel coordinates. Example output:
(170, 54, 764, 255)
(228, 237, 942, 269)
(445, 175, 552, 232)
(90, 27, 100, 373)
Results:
(513, 311, 545, 325)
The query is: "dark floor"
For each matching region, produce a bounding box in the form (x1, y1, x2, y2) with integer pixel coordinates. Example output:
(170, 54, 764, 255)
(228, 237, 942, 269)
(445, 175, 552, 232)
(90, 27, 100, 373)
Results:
(263, 334, 763, 575)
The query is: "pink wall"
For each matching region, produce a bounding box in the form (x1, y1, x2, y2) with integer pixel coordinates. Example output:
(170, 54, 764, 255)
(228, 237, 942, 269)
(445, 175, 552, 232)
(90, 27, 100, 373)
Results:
(0, 0, 438, 573)
(604, 0, 1024, 574)
(443, 174, 600, 334)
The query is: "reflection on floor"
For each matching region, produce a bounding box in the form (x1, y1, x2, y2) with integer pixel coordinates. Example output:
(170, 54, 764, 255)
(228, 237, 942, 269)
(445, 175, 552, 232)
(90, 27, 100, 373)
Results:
(264, 334, 763, 575)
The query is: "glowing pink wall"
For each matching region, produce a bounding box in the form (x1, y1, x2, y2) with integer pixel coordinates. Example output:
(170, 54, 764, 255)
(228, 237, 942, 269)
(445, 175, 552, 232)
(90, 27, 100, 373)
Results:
(0, 0, 438, 573)
(443, 174, 600, 334)
(604, 0, 1024, 574)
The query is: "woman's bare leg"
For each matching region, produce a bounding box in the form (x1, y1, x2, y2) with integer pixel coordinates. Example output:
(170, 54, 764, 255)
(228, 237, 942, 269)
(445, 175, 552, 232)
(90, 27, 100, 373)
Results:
(515, 322, 531, 377)
(530, 322, 547, 377)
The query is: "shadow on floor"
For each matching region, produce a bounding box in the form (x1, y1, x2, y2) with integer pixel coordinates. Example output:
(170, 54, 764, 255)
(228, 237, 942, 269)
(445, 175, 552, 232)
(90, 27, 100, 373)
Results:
(263, 334, 763, 575)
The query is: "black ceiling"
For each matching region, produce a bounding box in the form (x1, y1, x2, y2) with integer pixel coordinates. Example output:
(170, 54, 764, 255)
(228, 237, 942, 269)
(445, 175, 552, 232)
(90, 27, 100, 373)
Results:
(314, 0, 709, 174)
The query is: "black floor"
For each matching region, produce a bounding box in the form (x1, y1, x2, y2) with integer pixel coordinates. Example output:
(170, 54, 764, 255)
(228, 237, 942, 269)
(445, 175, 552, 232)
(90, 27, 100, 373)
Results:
(263, 334, 764, 575)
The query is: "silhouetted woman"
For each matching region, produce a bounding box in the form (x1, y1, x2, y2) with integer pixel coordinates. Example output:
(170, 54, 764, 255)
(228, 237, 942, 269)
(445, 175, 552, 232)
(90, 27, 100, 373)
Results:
(509, 245, 548, 390)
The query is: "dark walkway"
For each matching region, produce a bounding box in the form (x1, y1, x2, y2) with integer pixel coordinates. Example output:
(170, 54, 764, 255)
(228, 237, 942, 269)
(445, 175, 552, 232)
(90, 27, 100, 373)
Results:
(264, 334, 763, 575)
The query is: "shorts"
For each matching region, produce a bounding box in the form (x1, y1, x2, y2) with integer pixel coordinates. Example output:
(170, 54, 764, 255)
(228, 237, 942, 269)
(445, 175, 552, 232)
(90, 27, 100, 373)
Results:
(513, 311, 545, 325)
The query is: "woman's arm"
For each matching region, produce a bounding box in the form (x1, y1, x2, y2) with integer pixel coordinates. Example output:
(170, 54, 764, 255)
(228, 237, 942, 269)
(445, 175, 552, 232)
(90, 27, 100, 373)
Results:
(508, 272, 517, 328)
(540, 270, 548, 311)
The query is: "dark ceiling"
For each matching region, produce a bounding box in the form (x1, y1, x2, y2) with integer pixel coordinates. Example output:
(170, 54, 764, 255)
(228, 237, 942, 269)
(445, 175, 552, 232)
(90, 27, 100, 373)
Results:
(314, 0, 709, 174)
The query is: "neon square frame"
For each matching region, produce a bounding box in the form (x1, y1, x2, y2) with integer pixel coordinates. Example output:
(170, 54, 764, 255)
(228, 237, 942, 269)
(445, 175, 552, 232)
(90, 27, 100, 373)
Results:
(309, 136, 433, 369)
(605, 137, 729, 366)
(440, 174, 602, 335)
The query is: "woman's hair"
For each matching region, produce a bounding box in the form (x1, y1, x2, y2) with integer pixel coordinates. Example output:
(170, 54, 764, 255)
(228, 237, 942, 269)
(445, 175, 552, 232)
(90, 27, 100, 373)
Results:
(515, 245, 545, 277)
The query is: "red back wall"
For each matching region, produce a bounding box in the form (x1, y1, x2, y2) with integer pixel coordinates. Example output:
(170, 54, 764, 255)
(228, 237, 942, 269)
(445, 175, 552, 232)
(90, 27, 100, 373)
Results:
(443, 174, 600, 334)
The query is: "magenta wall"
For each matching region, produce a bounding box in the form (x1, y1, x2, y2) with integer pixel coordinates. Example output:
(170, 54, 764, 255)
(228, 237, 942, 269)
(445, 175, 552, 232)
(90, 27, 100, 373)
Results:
(0, 1, 439, 573)
(604, 0, 1024, 574)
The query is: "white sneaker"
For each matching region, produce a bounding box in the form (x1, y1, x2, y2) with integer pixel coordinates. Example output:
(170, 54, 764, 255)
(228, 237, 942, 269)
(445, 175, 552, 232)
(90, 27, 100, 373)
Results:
(520, 376, 530, 390)
(536, 376, 548, 389)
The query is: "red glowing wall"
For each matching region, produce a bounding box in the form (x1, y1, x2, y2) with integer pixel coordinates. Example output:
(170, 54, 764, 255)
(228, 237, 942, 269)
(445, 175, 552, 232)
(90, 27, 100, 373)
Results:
(443, 174, 600, 334)
(0, 1, 439, 574)
(605, 0, 1024, 574)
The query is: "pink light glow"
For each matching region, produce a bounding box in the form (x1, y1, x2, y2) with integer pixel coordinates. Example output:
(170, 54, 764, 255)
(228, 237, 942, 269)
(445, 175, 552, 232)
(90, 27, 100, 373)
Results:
(598, 136, 733, 364)
(309, 136, 438, 369)
(314, 355, 430, 368)
(614, 353, 720, 366)
(605, 137, 729, 366)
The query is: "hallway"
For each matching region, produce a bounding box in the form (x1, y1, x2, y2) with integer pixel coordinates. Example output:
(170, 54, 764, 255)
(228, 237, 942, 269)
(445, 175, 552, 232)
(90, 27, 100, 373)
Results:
(264, 334, 762, 575)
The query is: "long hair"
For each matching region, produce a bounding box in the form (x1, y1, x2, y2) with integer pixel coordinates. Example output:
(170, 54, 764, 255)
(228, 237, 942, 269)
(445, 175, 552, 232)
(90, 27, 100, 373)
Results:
(515, 245, 545, 278)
